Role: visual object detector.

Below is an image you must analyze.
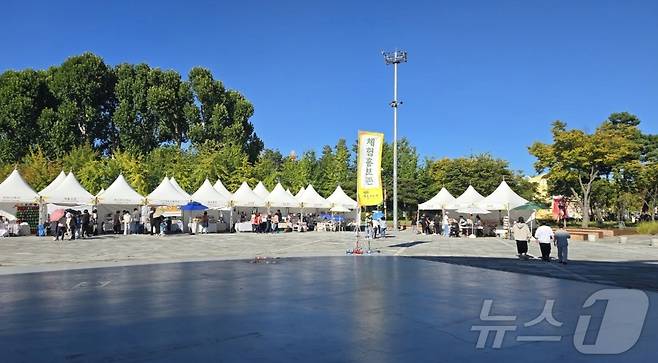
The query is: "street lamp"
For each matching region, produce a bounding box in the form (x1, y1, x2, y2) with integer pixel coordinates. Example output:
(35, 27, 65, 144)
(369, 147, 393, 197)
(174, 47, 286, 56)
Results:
(383, 49, 407, 231)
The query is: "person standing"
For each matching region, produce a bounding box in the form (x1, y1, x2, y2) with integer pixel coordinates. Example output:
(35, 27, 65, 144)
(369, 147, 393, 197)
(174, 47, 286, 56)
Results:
(149, 207, 156, 235)
(123, 210, 132, 235)
(271, 212, 279, 233)
(57, 216, 67, 240)
(512, 217, 531, 258)
(91, 209, 98, 236)
(81, 210, 90, 238)
(201, 211, 209, 234)
(554, 228, 570, 264)
(50, 216, 59, 241)
(132, 208, 140, 234)
(113, 211, 121, 234)
(66, 212, 76, 240)
(535, 222, 554, 262)
(442, 212, 450, 237)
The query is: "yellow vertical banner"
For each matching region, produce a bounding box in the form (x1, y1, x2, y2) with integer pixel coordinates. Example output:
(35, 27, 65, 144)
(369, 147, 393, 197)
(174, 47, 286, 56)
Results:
(357, 130, 384, 206)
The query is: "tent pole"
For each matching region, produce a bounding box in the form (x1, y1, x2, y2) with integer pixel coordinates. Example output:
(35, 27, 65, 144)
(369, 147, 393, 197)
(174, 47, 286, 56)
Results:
(507, 206, 511, 240)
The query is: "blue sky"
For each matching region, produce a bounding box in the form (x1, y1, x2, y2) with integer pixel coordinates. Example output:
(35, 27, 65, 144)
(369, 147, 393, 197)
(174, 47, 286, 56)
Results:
(2, 0, 657, 174)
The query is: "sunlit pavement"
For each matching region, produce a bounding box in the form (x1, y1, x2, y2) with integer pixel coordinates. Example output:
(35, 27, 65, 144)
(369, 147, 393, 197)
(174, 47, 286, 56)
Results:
(1, 231, 657, 287)
(1, 232, 658, 361)
(0, 256, 657, 362)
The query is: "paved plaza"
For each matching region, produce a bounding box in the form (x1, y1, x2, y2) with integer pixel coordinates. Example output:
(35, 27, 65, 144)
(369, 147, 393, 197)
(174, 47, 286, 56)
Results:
(1, 231, 657, 290)
(1, 231, 658, 362)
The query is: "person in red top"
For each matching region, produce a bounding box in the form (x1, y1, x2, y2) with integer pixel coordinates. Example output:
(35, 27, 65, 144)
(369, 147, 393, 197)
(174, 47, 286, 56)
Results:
(255, 213, 262, 233)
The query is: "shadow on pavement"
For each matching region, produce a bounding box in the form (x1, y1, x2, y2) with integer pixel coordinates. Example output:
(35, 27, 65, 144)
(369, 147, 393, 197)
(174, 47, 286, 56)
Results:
(413, 256, 658, 292)
(388, 241, 430, 248)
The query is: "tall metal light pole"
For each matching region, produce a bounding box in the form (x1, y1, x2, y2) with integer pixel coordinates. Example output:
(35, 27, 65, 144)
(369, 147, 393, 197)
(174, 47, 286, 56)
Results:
(383, 49, 407, 231)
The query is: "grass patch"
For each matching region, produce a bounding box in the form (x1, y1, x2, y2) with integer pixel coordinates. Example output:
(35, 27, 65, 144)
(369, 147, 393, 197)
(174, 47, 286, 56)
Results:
(637, 222, 658, 235)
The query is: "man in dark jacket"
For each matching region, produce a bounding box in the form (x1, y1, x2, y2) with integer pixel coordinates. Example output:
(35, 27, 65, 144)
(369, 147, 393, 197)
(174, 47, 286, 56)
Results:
(113, 211, 121, 234)
(81, 210, 91, 238)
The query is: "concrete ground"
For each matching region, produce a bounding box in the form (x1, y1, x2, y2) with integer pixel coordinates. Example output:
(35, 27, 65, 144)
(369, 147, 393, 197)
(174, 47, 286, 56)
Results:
(1, 230, 657, 290)
(1, 231, 658, 362)
(1, 257, 657, 362)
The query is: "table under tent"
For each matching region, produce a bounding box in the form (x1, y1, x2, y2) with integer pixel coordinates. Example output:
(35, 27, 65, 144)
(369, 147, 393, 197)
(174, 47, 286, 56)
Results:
(229, 181, 267, 232)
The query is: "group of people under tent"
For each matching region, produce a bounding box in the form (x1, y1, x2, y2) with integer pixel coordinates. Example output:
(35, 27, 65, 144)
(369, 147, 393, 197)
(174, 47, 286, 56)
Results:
(237, 210, 348, 233)
(46, 207, 216, 240)
(416, 212, 487, 237)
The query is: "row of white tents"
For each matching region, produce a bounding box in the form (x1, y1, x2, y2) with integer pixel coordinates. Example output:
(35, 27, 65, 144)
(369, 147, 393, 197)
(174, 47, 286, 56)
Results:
(418, 181, 529, 214)
(0, 169, 359, 213)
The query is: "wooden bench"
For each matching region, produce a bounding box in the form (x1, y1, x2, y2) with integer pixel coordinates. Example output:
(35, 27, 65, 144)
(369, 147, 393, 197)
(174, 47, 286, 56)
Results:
(565, 228, 612, 241)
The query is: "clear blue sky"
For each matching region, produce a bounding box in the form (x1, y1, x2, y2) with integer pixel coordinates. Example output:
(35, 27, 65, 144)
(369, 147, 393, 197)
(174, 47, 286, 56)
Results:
(3, 0, 657, 174)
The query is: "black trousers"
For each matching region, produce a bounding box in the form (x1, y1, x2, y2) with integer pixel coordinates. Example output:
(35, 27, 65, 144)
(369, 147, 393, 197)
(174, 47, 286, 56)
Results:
(516, 240, 528, 254)
(540, 243, 551, 261)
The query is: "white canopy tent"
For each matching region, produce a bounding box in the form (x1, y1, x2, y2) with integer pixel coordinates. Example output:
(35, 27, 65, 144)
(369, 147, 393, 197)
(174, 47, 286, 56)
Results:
(326, 185, 357, 210)
(230, 182, 266, 208)
(169, 177, 191, 199)
(96, 188, 105, 198)
(294, 187, 306, 202)
(97, 174, 144, 205)
(147, 177, 190, 206)
(418, 187, 456, 210)
(252, 181, 270, 200)
(298, 184, 330, 209)
(478, 181, 529, 237)
(38, 171, 66, 197)
(478, 181, 529, 211)
(213, 179, 232, 200)
(0, 169, 40, 227)
(191, 179, 230, 209)
(0, 169, 40, 204)
(41, 172, 95, 205)
(448, 185, 485, 210)
(265, 183, 300, 208)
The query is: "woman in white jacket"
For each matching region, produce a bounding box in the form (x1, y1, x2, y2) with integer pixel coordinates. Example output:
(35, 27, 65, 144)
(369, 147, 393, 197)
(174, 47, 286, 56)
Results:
(512, 216, 531, 258)
(123, 210, 132, 235)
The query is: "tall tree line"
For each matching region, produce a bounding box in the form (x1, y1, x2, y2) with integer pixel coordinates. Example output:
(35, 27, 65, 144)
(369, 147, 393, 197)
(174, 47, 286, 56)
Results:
(0, 52, 263, 162)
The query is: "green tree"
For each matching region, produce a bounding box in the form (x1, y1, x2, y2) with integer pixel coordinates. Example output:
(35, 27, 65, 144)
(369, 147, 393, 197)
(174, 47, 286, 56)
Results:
(187, 141, 254, 192)
(330, 139, 352, 192)
(279, 151, 316, 192)
(147, 69, 197, 148)
(0, 70, 52, 162)
(529, 117, 642, 227)
(111, 63, 160, 154)
(19, 146, 61, 191)
(638, 162, 658, 221)
(382, 138, 422, 219)
(188, 68, 263, 162)
(45, 52, 117, 154)
(252, 149, 283, 189)
(314, 145, 335, 196)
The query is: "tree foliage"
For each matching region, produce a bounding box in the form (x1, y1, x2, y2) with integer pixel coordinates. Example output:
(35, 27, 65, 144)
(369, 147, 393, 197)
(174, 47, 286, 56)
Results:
(529, 114, 644, 227)
(0, 52, 262, 160)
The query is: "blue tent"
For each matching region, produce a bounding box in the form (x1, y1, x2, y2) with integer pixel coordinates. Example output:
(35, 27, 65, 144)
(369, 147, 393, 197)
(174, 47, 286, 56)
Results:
(180, 201, 208, 211)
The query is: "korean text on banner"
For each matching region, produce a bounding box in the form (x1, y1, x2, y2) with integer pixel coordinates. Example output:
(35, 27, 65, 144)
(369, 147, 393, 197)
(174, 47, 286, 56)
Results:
(357, 131, 384, 206)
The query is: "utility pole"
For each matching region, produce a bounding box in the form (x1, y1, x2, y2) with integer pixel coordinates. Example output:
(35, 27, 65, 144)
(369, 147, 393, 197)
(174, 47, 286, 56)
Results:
(383, 50, 407, 231)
